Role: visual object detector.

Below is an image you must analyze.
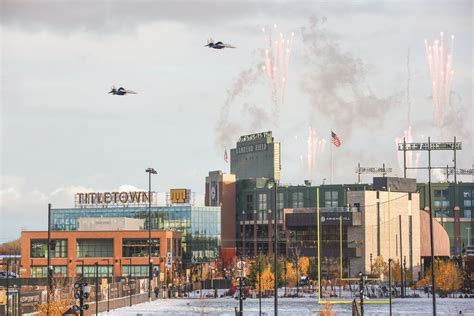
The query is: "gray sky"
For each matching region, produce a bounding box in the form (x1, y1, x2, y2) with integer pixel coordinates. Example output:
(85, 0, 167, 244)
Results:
(1, 0, 472, 242)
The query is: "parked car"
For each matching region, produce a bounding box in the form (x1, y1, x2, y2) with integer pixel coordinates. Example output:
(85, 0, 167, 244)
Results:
(299, 276, 310, 286)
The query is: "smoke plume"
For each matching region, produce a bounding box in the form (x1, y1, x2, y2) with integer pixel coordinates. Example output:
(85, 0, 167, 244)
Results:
(215, 64, 263, 147)
(300, 16, 400, 137)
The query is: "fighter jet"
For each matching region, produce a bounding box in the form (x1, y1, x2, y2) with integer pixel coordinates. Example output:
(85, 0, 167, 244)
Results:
(205, 38, 236, 49)
(108, 86, 137, 95)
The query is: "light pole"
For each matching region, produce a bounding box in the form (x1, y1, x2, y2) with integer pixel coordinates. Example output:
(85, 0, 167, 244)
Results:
(47, 203, 53, 316)
(258, 254, 262, 316)
(145, 167, 157, 301)
(267, 179, 279, 315)
(94, 262, 99, 316)
(242, 210, 246, 258)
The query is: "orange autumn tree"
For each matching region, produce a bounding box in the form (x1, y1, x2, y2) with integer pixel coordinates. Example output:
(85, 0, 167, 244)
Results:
(285, 261, 297, 287)
(256, 267, 274, 291)
(299, 257, 310, 276)
(418, 260, 462, 295)
(372, 256, 388, 276)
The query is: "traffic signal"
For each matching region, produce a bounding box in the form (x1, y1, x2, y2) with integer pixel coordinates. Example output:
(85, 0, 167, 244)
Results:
(73, 281, 90, 313)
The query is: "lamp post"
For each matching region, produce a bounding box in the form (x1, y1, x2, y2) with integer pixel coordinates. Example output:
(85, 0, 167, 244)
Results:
(258, 255, 262, 316)
(145, 167, 157, 301)
(267, 179, 279, 316)
(94, 262, 99, 316)
(47, 203, 53, 316)
(242, 210, 246, 258)
(6, 258, 9, 316)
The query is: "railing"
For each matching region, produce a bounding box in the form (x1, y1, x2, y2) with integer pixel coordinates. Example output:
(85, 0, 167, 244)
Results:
(89, 292, 154, 314)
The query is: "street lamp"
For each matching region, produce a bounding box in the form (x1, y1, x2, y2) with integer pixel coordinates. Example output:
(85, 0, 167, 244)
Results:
(145, 167, 157, 301)
(266, 178, 278, 316)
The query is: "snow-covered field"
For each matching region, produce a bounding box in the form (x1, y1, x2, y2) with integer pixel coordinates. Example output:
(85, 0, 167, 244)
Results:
(101, 290, 474, 315)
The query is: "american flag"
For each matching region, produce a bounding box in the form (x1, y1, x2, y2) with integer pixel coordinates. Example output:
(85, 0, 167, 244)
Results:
(331, 130, 341, 147)
(224, 147, 228, 163)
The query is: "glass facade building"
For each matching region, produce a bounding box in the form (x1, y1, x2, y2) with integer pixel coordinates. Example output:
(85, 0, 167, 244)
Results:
(51, 206, 221, 263)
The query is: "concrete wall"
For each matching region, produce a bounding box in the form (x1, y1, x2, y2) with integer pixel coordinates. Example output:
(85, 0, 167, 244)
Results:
(348, 190, 421, 279)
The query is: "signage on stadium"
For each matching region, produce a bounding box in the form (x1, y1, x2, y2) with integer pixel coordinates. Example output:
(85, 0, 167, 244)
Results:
(170, 189, 190, 204)
(356, 167, 392, 174)
(443, 168, 474, 175)
(236, 143, 267, 154)
(238, 131, 272, 143)
(75, 191, 153, 207)
(397, 142, 462, 151)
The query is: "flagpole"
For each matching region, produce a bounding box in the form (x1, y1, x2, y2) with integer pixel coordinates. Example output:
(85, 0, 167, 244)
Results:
(330, 133, 333, 184)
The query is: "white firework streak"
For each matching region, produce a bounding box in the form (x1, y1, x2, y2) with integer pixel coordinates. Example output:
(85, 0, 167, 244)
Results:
(425, 32, 454, 128)
(395, 126, 421, 177)
(262, 25, 294, 108)
(307, 127, 327, 179)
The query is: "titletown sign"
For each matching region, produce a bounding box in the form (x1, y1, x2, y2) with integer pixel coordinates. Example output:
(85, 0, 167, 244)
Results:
(75, 191, 154, 207)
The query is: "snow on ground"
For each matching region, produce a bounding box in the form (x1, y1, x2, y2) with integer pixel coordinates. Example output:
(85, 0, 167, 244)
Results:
(101, 290, 474, 315)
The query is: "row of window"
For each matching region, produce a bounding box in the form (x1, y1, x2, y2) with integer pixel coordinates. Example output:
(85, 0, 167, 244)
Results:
(30, 238, 181, 258)
(30, 265, 158, 278)
(247, 191, 340, 211)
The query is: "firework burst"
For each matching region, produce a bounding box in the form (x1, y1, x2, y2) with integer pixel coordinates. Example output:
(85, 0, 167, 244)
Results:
(262, 24, 294, 108)
(307, 126, 326, 179)
(395, 126, 421, 177)
(425, 32, 454, 128)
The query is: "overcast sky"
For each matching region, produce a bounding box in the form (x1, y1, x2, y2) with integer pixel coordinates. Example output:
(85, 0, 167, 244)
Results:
(1, 0, 472, 242)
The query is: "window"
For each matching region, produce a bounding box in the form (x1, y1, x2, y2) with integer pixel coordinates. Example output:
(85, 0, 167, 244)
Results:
(278, 192, 284, 210)
(464, 210, 472, 218)
(76, 265, 112, 277)
(246, 194, 254, 212)
(77, 239, 113, 258)
(31, 266, 67, 278)
(464, 200, 472, 207)
(292, 192, 303, 208)
(121, 265, 150, 277)
(324, 191, 339, 207)
(122, 239, 160, 257)
(258, 193, 267, 211)
(30, 239, 67, 258)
